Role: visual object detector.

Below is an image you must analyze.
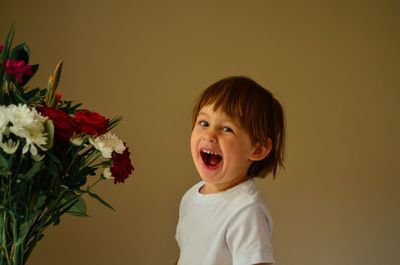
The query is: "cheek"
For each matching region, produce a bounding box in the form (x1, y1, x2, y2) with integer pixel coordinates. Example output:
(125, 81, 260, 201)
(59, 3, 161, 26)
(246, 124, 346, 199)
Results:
(225, 143, 253, 162)
(190, 133, 198, 157)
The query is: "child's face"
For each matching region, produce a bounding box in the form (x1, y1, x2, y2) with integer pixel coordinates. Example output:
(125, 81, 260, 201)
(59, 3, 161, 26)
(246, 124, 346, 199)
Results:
(191, 104, 262, 193)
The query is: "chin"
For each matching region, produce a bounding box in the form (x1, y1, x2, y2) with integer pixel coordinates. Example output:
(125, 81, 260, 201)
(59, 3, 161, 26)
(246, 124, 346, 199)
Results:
(198, 172, 226, 184)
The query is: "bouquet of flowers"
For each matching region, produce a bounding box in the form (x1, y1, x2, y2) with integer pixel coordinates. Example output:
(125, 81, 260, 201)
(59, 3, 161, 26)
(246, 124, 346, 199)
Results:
(0, 24, 134, 265)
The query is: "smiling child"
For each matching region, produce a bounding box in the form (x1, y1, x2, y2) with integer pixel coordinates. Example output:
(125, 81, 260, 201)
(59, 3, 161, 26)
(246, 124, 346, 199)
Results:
(175, 76, 285, 265)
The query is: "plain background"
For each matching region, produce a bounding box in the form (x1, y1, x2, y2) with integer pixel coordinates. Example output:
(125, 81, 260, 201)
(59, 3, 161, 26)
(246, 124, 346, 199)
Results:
(1, 1, 399, 264)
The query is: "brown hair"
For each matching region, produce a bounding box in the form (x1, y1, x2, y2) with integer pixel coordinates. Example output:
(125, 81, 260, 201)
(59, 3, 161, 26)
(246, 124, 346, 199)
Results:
(192, 76, 285, 178)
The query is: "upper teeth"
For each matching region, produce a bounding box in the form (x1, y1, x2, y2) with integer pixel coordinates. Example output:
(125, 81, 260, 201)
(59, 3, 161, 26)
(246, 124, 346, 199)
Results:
(202, 150, 218, 155)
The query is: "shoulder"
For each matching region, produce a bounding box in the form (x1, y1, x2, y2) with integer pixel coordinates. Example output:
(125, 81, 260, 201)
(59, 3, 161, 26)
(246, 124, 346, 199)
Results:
(178, 181, 203, 213)
(228, 180, 273, 230)
(230, 180, 269, 210)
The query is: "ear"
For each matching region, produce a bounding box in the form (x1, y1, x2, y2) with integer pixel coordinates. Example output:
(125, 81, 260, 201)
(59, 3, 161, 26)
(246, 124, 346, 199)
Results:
(249, 138, 272, 161)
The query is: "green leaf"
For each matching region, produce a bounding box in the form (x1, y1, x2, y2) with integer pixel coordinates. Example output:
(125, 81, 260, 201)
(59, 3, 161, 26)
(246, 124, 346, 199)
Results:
(19, 221, 31, 239)
(12, 179, 28, 200)
(79, 166, 96, 177)
(10, 43, 30, 63)
(66, 196, 88, 217)
(59, 191, 88, 217)
(87, 191, 115, 211)
(107, 116, 122, 131)
(19, 64, 39, 87)
(22, 161, 43, 181)
(0, 154, 9, 170)
(0, 23, 16, 102)
(32, 195, 47, 213)
(43, 120, 54, 150)
(13, 90, 28, 104)
(23, 87, 42, 102)
(45, 150, 62, 165)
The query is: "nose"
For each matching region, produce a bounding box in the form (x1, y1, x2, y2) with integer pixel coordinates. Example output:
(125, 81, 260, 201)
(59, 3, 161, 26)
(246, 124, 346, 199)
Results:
(202, 128, 217, 143)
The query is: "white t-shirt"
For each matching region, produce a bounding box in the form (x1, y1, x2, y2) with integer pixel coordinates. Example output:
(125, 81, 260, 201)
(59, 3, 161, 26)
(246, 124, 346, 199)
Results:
(175, 179, 275, 265)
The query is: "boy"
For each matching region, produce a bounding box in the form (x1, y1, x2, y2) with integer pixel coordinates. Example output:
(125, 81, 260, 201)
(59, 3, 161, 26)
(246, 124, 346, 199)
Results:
(175, 76, 285, 265)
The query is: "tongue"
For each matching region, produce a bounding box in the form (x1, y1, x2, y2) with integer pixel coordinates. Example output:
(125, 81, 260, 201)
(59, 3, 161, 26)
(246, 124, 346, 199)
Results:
(201, 152, 222, 168)
(204, 154, 222, 167)
(208, 154, 221, 167)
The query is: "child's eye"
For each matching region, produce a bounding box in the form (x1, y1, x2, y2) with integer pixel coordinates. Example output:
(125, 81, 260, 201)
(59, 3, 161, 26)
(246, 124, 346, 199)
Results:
(221, 127, 233, 133)
(198, 120, 208, 127)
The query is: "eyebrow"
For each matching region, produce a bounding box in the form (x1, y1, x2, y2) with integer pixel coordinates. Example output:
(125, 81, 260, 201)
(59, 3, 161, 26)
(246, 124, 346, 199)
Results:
(198, 111, 237, 124)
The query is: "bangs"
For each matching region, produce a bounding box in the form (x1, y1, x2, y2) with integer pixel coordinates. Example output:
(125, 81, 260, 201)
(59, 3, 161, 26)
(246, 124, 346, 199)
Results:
(201, 82, 245, 119)
(193, 77, 272, 144)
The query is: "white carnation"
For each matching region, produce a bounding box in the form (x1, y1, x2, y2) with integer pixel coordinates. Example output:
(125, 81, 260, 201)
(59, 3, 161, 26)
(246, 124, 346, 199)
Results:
(102, 167, 114, 179)
(0, 106, 9, 142)
(0, 139, 19, 154)
(89, 132, 125, 158)
(70, 134, 85, 146)
(5, 104, 48, 156)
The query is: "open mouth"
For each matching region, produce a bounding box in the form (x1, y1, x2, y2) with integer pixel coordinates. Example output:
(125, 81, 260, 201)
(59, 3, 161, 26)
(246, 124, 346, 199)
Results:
(200, 149, 222, 168)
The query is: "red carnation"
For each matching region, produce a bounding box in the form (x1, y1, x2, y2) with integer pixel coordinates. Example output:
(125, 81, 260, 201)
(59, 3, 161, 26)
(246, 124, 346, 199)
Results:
(5, 59, 33, 83)
(110, 146, 134, 184)
(38, 107, 74, 142)
(74, 110, 109, 136)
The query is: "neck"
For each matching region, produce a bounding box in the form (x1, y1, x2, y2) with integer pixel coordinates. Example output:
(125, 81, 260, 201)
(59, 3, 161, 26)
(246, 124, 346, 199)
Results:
(200, 176, 250, 194)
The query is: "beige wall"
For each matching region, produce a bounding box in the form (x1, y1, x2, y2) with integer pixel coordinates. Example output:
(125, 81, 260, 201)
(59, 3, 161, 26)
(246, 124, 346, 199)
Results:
(1, 1, 399, 264)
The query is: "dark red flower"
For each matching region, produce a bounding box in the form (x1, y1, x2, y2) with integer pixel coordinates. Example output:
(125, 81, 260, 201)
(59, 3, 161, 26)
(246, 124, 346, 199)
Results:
(5, 59, 33, 83)
(38, 107, 74, 142)
(110, 146, 134, 184)
(0, 44, 3, 53)
(74, 110, 109, 136)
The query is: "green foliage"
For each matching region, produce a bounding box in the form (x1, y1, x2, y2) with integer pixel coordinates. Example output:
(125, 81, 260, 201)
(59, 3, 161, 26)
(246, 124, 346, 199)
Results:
(0, 24, 133, 265)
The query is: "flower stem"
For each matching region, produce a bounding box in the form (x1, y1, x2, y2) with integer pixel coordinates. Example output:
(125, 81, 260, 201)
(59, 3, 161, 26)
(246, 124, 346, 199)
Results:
(88, 176, 103, 190)
(11, 207, 24, 265)
(0, 211, 12, 265)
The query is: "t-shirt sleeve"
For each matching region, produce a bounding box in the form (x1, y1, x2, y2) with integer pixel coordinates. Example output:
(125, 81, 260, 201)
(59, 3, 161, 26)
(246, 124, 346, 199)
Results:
(175, 184, 197, 249)
(226, 203, 275, 265)
(175, 194, 186, 248)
